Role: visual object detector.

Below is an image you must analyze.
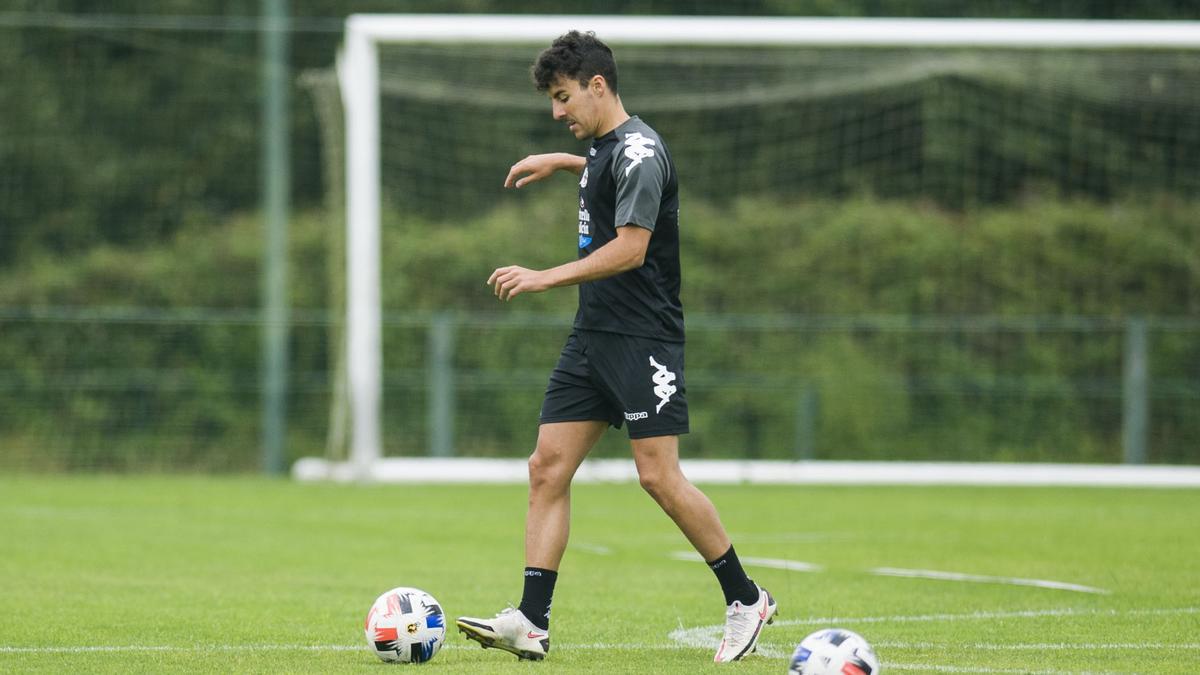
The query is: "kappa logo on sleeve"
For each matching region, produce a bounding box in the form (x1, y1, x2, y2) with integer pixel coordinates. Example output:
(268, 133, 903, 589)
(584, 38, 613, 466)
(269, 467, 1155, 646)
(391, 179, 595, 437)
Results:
(622, 132, 657, 176)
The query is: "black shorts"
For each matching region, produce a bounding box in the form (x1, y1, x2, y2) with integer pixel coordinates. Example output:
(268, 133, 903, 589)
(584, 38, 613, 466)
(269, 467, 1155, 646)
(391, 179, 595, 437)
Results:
(540, 330, 689, 439)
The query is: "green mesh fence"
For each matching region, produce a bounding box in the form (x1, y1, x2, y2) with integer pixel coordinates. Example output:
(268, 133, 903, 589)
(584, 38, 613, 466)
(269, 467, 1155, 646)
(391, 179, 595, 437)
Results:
(2, 14, 1199, 470)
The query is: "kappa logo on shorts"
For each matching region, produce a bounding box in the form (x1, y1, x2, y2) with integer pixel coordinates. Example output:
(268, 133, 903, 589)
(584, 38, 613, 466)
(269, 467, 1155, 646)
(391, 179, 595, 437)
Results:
(648, 356, 677, 413)
(624, 411, 648, 421)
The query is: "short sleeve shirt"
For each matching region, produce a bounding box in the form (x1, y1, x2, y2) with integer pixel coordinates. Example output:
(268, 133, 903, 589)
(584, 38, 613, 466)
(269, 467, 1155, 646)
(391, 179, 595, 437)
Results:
(574, 116, 684, 342)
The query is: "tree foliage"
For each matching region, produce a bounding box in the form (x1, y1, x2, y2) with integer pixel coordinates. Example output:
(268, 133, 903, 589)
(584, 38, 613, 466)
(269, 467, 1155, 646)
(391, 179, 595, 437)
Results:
(2, 196, 1197, 468)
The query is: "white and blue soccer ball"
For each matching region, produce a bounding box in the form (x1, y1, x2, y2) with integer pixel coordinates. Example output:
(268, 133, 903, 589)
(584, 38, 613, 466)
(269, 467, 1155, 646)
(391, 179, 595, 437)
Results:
(365, 587, 446, 664)
(789, 628, 880, 675)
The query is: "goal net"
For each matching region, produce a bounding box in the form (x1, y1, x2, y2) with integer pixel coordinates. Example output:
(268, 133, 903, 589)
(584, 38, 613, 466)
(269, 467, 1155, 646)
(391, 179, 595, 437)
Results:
(304, 16, 1200, 478)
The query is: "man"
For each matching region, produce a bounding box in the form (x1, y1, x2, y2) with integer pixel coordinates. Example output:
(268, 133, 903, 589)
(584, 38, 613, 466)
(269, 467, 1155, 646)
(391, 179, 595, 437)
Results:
(455, 30, 776, 663)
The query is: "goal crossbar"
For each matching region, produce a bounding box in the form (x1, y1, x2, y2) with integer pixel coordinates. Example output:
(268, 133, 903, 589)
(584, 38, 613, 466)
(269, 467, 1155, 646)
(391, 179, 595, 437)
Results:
(347, 15, 1200, 47)
(337, 15, 1200, 478)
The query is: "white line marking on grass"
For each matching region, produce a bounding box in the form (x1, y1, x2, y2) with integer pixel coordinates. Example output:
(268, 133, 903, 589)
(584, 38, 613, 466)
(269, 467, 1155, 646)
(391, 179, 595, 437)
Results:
(668, 609, 1090, 657)
(879, 641, 1200, 651)
(870, 567, 1110, 594)
(669, 551, 822, 572)
(768, 606, 1197, 628)
(672, 552, 1103, 595)
(0, 642, 696, 655)
(885, 664, 1124, 674)
(729, 532, 848, 544)
(509, 642, 687, 651)
(9, 609, 1196, 659)
(767, 607, 1084, 628)
(0, 645, 364, 654)
(570, 542, 613, 555)
(668, 607, 1200, 663)
(740, 555, 823, 572)
(667, 622, 792, 659)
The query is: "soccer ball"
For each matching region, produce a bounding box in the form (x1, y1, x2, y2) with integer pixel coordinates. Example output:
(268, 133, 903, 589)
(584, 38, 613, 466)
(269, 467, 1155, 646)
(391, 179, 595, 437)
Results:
(364, 587, 446, 664)
(789, 628, 880, 675)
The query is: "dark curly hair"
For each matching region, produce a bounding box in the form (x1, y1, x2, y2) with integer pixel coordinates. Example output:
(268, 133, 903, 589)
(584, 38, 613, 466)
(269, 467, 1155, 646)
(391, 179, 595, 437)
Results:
(532, 30, 619, 94)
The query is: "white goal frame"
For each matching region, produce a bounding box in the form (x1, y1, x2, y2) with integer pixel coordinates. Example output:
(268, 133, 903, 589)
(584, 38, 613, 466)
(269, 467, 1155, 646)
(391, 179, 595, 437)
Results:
(335, 15, 1200, 480)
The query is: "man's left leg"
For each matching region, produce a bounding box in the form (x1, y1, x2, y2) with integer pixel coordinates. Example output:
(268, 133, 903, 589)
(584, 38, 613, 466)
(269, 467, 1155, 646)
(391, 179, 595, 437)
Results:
(630, 434, 732, 559)
(630, 434, 777, 662)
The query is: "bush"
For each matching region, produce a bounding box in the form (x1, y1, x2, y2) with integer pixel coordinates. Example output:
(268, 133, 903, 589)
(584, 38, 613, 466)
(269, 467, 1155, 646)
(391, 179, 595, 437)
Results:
(1, 194, 1197, 468)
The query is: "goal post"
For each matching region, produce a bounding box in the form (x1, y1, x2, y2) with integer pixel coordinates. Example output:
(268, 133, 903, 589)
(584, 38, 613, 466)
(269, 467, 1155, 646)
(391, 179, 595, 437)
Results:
(334, 15, 1200, 480)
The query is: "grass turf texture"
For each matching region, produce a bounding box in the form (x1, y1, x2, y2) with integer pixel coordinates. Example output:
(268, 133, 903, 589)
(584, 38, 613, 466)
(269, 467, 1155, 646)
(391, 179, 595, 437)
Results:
(1, 476, 1197, 673)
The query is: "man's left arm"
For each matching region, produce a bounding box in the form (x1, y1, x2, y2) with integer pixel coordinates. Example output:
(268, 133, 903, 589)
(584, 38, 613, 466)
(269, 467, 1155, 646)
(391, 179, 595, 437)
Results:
(488, 128, 667, 301)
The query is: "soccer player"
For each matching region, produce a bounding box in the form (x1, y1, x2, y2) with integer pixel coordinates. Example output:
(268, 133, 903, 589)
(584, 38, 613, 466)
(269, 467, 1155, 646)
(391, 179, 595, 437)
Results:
(455, 30, 776, 663)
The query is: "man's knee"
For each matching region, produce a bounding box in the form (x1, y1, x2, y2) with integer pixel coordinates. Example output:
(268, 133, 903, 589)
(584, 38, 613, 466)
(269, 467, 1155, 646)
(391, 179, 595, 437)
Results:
(638, 468, 663, 497)
(528, 443, 573, 494)
(637, 464, 683, 500)
(632, 436, 683, 500)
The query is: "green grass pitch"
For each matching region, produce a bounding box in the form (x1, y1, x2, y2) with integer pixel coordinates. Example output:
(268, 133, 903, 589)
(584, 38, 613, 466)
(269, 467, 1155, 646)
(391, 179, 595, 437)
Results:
(1, 476, 1198, 673)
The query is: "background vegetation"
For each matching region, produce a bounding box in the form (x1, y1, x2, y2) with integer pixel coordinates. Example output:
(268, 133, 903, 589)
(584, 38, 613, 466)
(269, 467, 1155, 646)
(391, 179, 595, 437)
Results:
(1, 2, 1198, 470)
(3, 193, 1197, 468)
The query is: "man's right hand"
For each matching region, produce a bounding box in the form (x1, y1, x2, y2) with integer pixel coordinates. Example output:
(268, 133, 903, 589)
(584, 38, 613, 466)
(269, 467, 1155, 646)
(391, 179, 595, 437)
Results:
(504, 153, 585, 188)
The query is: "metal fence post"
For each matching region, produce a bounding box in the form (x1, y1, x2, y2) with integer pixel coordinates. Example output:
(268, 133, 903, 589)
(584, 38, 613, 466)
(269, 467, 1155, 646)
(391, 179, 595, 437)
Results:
(794, 382, 819, 460)
(427, 312, 456, 457)
(1122, 317, 1149, 464)
(260, 0, 290, 475)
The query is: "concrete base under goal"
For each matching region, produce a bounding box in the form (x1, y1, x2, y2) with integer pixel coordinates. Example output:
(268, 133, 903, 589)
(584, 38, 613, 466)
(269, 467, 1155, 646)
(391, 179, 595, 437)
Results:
(291, 457, 1200, 488)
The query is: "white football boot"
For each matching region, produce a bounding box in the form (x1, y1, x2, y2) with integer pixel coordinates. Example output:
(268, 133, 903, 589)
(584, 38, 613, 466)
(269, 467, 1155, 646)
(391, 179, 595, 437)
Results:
(713, 585, 778, 662)
(456, 607, 550, 661)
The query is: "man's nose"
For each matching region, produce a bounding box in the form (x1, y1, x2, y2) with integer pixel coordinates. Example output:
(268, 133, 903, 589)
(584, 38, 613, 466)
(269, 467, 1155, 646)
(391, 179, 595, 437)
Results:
(551, 102, 566, 120)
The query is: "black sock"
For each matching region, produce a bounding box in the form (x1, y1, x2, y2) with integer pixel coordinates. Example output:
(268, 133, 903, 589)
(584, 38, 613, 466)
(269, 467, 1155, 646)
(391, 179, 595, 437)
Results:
(518, 567, 557, 631)
(706, 545, 759, 606)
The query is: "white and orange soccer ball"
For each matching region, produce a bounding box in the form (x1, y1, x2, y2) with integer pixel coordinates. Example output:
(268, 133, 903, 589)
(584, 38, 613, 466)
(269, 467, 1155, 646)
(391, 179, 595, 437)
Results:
(789, 628, 881, 675)
(364, 587, 446, 664)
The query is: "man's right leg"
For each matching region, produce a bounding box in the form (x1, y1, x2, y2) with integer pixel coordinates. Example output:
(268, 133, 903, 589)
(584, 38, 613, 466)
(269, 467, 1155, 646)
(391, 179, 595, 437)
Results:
(525, 420, 608, 570)
(457, 420, 606, 661)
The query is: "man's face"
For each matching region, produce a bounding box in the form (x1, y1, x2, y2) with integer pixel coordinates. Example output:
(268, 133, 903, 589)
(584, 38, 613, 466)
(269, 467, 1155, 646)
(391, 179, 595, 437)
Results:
(548, 75, 601, 140)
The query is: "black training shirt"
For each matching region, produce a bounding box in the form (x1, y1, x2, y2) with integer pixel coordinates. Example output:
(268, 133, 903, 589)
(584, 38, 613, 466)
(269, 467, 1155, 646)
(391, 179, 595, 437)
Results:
(574, 116, 683, 342)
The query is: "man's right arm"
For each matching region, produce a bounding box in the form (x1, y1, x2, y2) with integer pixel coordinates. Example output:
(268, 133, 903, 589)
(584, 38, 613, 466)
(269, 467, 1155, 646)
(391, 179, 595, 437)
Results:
(504, 152, 586, 188)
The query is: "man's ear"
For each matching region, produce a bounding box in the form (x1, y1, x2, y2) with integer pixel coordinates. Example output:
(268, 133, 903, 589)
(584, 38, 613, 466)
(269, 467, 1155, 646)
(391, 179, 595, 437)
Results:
(589, 74, 607, 97)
